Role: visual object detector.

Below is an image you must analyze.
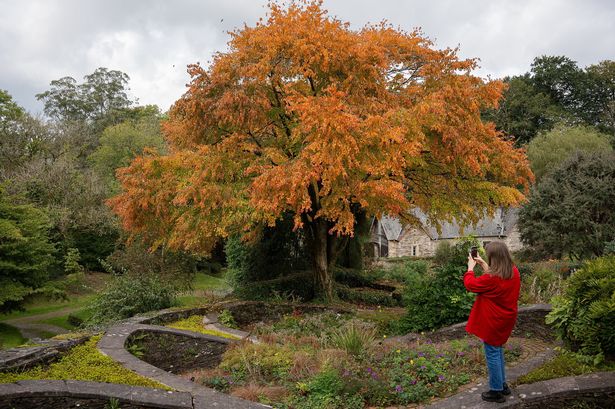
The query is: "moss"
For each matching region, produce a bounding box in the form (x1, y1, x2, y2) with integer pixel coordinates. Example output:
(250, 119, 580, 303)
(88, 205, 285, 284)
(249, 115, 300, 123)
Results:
(0, 335, 170, 389)
(517, 350, 615, 384)
(165, 315, 240, 340)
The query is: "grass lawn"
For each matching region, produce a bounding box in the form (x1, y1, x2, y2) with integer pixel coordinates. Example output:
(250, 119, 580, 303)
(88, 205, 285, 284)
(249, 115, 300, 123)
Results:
(177, 271, 230, 307)
(0, 323, 26, 349)
(40, 309, 93, 330)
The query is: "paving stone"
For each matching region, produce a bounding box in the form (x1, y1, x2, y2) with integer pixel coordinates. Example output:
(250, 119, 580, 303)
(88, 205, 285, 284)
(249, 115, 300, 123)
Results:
(0, 382, 27, 396)
(202, 313, 219, 325)
(15, 379, 68, 396)
(65, 380, 134, 401)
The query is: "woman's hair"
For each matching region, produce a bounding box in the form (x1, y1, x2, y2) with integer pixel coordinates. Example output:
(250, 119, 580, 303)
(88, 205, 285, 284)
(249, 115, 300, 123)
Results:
(485, 241, 514, 279)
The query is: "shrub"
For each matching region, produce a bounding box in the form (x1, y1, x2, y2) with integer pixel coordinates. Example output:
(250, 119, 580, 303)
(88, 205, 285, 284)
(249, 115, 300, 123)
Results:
(372, 260, 428, 285)
(67, 313, 84, 328)
(292, 367, 364, 409)
(604, 240, 615, 255)
(218, 309, 239, 329)
(399, 238, 480, 332)
(103, 239, 197, 292)
(334, 267, 375, 287)
(86, 274, 178, 325)
(336, 285, 399, 307)
(328, 320, 377, 356)
(434, 241, 454, 266)
(519, 267, 565, 305)
(220, 343, 295, 383)
(64, 247, 84, 275)
(546, 256, 615, 362)
(234, 272, 314, 301)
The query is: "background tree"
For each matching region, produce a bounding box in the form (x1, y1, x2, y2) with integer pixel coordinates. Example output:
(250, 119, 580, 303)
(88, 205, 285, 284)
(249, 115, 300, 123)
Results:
(583, 60, 615, 135)
(110, 1, 532, 300)
(36, 67, 135, 127)
(8, 155, 118, 271)
(487, 56, 615, 144)
(483, 75, 563, 145)
(0, 188, 55, 313)
(89, 113, 166, 192)
(526, 124, 613, 180)
(519, 151, 615, 260)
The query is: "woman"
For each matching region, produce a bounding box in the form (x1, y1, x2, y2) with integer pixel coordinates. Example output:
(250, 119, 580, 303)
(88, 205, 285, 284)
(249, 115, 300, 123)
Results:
(464, 241, 520, 403)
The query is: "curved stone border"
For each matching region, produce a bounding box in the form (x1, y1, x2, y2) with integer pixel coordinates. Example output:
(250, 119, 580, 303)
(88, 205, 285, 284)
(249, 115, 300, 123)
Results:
(97, 323, 268, 408)
(425, 371, 615, 408)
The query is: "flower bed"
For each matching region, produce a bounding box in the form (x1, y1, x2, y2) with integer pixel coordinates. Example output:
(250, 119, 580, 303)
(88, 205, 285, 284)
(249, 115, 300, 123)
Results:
(181, 311, 526, 407)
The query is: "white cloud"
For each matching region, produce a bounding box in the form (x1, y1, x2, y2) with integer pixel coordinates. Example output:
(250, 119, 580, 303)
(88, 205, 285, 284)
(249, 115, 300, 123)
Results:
(1, 0, 613, 114)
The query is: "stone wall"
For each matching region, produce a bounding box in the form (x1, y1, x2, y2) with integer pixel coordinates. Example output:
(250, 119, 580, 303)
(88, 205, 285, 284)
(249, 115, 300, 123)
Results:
(389, 226, 525, 259)
(0, 336, 89, 373)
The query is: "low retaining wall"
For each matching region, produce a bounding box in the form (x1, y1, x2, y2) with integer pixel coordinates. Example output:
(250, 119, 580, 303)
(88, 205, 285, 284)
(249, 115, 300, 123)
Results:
(0, 379, 194, 409)
(219, 301, 350, 327)
(394, 304, 553, 344)
(426, 371, 615, 408)
(0, 336, 89, 373)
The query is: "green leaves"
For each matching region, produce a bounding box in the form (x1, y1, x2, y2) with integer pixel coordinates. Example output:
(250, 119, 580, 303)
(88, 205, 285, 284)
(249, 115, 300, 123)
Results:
(519, 151, 615, 259)
(546, 256, 615, 361)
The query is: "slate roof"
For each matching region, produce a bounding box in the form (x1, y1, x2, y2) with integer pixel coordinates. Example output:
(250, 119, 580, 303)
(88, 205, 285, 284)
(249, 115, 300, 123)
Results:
(378, 208, 519, 241)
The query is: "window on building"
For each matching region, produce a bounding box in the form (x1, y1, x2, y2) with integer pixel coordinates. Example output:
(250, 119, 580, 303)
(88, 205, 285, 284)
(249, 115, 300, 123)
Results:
(412, 245, 417, 257)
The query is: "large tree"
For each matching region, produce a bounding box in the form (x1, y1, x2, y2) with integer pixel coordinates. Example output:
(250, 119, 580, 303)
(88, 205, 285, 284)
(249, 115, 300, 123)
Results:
(36, 67, 135, 124)
(519, 151, 615, 260)
(110, 1, 532, 300)
(0, 188, 55, 312)
(526, 124, 613, 180)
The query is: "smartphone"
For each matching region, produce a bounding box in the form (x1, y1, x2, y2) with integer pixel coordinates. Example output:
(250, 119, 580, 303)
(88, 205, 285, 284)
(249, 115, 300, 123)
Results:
(470, 246, 478, 258)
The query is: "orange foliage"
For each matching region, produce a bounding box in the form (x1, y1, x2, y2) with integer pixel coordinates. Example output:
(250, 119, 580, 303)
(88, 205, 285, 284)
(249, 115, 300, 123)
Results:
(110, 0, 533, 256)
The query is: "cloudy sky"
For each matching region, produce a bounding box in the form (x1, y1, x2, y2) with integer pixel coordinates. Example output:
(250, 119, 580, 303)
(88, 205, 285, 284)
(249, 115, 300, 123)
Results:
(1, 0, 614, 114)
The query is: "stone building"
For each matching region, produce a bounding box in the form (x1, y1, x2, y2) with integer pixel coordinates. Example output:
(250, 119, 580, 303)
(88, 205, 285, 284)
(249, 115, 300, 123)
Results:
(369, 208, 523, 258)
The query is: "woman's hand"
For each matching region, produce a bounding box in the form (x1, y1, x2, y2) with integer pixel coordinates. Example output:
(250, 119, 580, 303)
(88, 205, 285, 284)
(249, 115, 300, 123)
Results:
(467, 254, 477, 271)
(474, 255, 489, 272)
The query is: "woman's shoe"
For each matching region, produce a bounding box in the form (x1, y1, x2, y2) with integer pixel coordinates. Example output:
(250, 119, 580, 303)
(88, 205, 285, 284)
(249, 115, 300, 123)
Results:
(502, 383, 511, 396)
(481, 390, 506, 403)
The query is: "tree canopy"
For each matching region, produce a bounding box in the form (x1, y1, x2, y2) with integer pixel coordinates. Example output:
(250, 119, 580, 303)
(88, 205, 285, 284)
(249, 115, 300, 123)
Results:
(519, 151, 615, 260)
(0, 188, 55, 312)
(36, 67, 135, 123)
(526, 124, 613, 180)
(110, 1, 532, 300)
(487, 56, 615, 144)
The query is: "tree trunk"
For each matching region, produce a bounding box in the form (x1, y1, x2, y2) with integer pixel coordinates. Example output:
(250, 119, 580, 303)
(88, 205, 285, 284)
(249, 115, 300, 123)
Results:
(312, 218, 335, 301)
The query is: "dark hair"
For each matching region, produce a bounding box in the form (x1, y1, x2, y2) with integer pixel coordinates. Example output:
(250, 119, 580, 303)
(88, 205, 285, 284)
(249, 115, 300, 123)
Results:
(486, 241, 513, 279)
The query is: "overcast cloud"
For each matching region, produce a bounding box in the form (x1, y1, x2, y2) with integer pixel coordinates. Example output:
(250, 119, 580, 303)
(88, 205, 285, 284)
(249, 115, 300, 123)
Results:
(1, 0, 614, 114)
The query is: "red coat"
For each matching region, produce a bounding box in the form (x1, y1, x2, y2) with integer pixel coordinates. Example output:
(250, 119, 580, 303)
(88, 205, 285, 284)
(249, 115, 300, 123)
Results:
(464, 266, 520, 346)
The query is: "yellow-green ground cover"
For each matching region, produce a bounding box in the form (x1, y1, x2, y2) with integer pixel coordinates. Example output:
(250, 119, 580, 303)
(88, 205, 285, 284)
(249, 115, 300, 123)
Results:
(0, 335, 169, 389)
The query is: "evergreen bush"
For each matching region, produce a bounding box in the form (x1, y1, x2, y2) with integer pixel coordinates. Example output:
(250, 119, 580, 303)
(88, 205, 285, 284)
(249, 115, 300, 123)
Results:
(546, 256, 615, 362)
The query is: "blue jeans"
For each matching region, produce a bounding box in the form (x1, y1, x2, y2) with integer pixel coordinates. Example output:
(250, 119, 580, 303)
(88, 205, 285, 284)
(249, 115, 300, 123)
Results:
(483, 342, 506, 391)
